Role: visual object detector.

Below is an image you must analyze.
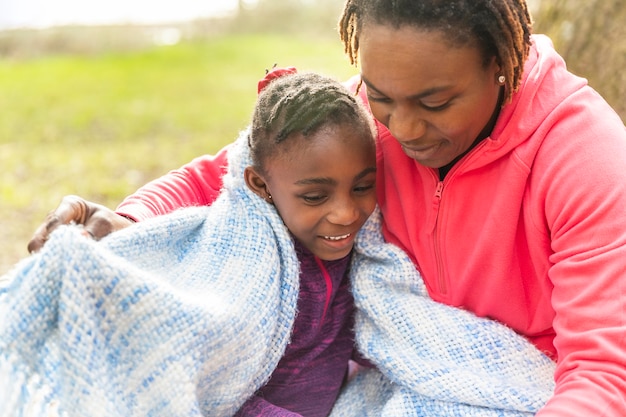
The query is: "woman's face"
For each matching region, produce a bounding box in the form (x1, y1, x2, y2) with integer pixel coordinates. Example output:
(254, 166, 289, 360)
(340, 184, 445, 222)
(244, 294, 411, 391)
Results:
(359, 23, 503, 168)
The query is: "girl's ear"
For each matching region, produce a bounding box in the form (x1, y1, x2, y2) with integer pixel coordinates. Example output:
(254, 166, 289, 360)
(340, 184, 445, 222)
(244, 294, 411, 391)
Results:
(244, 166, 273, 203)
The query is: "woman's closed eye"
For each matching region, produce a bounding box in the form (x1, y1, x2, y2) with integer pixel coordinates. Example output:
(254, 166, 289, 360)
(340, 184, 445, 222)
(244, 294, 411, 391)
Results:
(421, 100, 451, 111)
(367, 92, 451, 111)
(366, 93, 392, 104)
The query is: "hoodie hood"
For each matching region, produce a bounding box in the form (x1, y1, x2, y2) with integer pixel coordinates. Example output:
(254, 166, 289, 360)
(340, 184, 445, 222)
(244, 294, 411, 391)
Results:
(476, 35, 589, 167)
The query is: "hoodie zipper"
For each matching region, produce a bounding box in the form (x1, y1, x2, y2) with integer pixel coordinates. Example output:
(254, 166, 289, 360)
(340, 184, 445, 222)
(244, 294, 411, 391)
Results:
(429, 139, 490, 296)
(432, 180, 447, 295)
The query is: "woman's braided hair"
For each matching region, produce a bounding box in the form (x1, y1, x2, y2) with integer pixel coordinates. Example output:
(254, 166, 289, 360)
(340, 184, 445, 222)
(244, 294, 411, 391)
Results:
(249, 72, 375, 174)
(338, 0, 533, 103)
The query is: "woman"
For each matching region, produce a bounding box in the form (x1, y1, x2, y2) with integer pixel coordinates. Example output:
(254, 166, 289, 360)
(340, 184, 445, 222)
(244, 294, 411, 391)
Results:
(28, 1, 626, 415)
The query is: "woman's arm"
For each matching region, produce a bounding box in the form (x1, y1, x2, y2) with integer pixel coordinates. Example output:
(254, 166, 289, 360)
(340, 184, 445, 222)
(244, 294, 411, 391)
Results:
(115, 144, 230, 221)
(28, 144, 231, 252)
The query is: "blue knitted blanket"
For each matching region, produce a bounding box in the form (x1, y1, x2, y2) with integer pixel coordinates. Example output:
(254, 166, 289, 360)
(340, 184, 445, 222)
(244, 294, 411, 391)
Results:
(0, 133, 300, 417)
(329, 210, 556, 416)
(0, 132, 555, 417)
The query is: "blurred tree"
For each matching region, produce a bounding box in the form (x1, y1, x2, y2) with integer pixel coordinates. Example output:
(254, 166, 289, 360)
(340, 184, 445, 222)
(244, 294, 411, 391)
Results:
(533, 0, 625, 122)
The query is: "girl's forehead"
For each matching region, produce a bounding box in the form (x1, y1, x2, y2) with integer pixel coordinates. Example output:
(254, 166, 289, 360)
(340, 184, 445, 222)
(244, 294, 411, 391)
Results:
(267, 149, 375, 190)
(281, 123, 372, 150)
(269, 125, 374, 167)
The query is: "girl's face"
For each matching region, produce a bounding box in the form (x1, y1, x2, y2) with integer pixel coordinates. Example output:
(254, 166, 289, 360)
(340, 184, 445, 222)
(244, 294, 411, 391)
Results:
(359, 23, 503, 168)
(246, 123, 376, 261)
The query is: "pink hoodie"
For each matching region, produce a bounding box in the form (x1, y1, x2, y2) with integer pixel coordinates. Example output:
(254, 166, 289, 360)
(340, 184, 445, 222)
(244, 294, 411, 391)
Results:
(117, 35, 626, 415)
(366, 35, 626, 415)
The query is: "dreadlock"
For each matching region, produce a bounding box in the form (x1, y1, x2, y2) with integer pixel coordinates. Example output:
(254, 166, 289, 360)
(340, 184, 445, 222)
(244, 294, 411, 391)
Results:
(249, 72, 375, 174)
(338, 0, 533, 103)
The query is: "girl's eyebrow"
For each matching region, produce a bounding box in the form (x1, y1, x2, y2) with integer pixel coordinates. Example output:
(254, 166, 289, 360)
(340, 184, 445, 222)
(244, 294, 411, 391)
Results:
(294, 166, 376, 186)
(355, 166, 377, 180)
(295, 177, 336, 186)
(361, 75, 451, 100)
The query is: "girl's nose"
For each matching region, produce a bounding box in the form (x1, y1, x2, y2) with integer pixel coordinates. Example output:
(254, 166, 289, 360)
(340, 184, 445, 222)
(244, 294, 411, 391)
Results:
(327, 199, 360, 226)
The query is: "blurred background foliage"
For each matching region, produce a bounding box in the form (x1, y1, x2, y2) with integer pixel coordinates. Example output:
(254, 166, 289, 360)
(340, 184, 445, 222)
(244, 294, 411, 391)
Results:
(0, 0, 624, 272)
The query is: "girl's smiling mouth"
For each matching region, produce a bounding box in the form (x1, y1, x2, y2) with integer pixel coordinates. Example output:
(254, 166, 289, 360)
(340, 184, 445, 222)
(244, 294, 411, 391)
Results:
(323, 233, 351, 241)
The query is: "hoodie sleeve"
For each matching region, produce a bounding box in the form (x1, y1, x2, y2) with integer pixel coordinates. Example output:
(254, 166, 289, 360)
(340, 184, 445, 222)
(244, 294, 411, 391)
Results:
(532, 83, 626, 416)
(115, 144, 230, 221)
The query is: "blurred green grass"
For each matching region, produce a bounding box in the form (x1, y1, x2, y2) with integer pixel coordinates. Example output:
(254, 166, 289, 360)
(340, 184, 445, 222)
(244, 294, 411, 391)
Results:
(0, 33, 357, 272)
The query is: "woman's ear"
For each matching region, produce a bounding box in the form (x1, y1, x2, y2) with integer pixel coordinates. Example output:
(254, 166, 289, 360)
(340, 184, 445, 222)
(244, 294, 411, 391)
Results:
(489, 56, 503, 84)
(244, 166, 273, 203)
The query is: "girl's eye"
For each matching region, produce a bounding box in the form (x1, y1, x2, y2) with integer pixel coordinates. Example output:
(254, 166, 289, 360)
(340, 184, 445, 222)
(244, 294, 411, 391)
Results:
(301, 194, 327, 204)
(354, 184, 375, 194)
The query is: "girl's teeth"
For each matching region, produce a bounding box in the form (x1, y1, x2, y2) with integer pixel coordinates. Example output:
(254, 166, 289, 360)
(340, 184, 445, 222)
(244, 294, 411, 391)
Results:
(325, 233, 350, 241)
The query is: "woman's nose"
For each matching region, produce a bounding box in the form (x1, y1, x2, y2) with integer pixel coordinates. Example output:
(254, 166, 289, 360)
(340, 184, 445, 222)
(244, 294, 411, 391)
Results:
(388, 106, 427, 142)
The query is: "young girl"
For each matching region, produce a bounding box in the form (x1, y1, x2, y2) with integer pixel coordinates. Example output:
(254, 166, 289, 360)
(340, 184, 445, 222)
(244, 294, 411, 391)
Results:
(235, 70, 377, 415)
(1, 69, 377, 417)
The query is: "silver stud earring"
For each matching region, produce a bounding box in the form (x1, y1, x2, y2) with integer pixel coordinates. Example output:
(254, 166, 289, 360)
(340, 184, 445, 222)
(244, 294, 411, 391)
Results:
(268, 194, 272, 199)
(498, 75, 506, 85)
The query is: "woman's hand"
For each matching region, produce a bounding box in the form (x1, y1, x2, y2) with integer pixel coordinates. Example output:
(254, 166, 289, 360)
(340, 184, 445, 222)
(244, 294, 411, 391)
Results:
(27, 195, 135, 253)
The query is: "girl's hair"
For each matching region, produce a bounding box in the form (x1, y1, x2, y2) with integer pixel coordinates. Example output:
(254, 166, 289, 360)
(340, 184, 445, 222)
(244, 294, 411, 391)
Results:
(249, 72, 375, 173)
(338, 0, 533, 103)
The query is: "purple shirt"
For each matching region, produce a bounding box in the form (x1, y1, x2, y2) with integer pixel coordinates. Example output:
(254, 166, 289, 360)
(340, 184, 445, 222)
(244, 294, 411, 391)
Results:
(234, 239, 356, 417)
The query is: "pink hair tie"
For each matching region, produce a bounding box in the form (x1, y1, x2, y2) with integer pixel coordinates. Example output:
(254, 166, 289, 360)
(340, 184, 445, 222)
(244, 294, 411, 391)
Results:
(257, 65, 298, 94)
